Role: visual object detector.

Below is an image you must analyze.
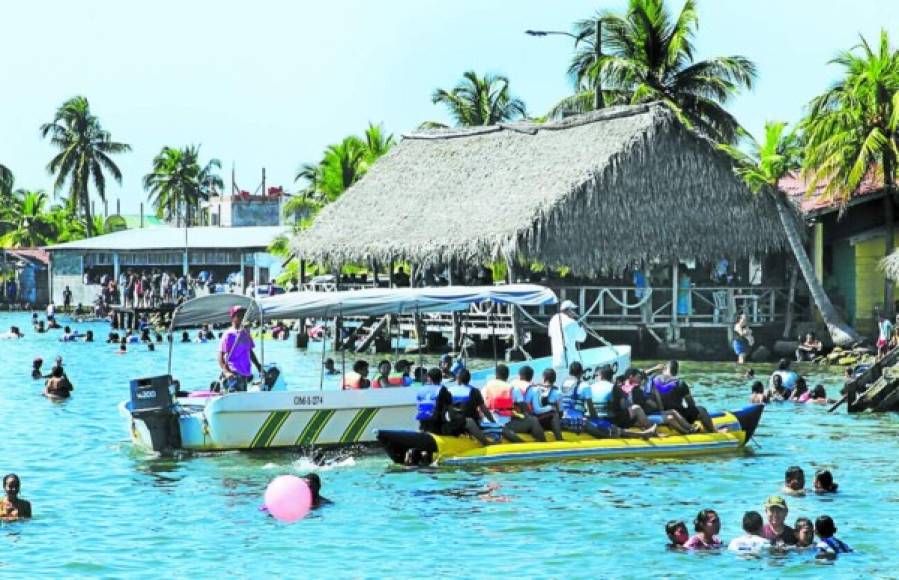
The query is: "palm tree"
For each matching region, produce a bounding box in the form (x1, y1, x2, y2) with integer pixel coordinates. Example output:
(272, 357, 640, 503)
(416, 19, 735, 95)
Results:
(0, 190, 58, 248)
(431, 70, 527, 127)
(40, 96, 131, 236)
(362, 123, 395, 161)
(721, 122, 862, 345)
(553, 0, 756, 143)
(318, 136, 369, 200)
(802, 30, 899, 314)
(143, 145, 218, 226)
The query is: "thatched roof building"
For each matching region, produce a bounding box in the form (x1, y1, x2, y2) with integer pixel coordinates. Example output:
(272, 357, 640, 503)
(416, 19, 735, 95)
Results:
(292, 103, 788, 274)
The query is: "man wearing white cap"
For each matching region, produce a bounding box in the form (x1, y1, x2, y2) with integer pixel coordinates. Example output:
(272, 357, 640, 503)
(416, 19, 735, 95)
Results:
(548, 300, 587, 370)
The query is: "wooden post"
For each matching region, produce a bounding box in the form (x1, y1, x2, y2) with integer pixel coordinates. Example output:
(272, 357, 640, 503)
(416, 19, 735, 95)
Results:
(300, 259, 306, 286)
(670, 260, 679, 342)
(389, 259, 395, 288)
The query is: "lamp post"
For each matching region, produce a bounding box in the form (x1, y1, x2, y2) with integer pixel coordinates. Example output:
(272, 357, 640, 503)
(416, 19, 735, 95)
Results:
(526, 18, 603, 110)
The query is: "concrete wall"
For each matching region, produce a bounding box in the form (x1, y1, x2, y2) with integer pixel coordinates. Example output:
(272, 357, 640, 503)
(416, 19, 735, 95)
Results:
(52, 275, 101, 307)
(231, 201, 280, 227)
(209, 197, 281, 227)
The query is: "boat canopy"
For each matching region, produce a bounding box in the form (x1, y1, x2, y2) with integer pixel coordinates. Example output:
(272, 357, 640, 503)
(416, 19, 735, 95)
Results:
(259, 284, 556, 319)
(169, 284, 556, 328)
(170, 293, 261, 329)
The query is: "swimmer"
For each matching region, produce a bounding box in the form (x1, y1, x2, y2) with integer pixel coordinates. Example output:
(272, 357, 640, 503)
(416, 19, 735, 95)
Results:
(44, 365, 73, 399)
(665, 520, 689, 549)
(31, 357, 43, 379)
(148, 342, 155, 352)
(763, 495, 797, 546)
(303, 473, 333, 508)
(728, 511, 770, 554)
(84, 330, 94, 343)
(1, 474, 32, 521)
(806, 385, 834, 404)
(794, 517, 815, 549)
(814, 515, 852, 558)
(783, 465, 806, 495)
(118, 339, 127, 354)
(180, 331, 191, 343)
(814, 469, 839, 493)
(35, 320, 46, 333)
(750, 381, 766, 404)
(323, 358, 340, 376)
(683, 509, 722, 550)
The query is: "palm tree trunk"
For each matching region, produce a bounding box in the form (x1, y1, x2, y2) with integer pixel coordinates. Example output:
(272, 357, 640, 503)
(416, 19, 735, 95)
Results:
(774, 193, 862, 345)
(82, 175, 94, 237)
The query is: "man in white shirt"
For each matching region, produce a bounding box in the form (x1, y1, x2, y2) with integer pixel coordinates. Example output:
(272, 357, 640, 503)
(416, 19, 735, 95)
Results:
(548, 300, 587, 371)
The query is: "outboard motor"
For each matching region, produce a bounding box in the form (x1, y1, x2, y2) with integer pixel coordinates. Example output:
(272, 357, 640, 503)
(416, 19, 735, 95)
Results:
(129, 375, 181, 452)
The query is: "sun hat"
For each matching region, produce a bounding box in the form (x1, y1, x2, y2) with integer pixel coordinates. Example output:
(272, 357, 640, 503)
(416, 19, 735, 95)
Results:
(765, 495, 788, 510)
(229, 305, 248, 318)
(560, 299, 578, 312)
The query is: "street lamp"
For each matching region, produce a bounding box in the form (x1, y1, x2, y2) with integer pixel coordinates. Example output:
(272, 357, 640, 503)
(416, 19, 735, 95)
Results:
(526, 18, 603, 110)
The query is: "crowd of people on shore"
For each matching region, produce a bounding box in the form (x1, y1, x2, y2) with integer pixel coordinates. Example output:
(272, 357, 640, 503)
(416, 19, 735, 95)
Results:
(665, 465, 849, 559)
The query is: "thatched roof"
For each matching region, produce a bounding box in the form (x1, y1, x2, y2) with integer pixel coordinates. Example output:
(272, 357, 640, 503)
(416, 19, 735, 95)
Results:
(292, 102, 789, 274)
(881, 250, 899, 281)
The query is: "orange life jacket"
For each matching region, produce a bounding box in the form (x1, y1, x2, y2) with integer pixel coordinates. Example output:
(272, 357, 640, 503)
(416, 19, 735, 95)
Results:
(483, 379, 514, 416)
(343, 372, 362, 390)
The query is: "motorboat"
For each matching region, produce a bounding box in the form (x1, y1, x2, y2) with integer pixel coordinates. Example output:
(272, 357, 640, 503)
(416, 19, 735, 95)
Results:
(119, 285, 631, 453)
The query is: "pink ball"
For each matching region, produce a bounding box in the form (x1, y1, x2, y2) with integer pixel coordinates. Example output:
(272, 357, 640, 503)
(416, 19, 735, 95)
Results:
(264, 475, 312, 523)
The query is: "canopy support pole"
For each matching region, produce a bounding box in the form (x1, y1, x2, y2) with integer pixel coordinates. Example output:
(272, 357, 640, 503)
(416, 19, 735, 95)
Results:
(670, 260, 680, 344)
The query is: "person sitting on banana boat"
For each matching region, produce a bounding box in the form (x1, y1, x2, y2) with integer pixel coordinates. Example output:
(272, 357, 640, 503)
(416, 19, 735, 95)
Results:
(495, 365, 545, 442)
(422, 369, 499, 446)
(561, 362, 657, 440)
(511, 367, 563, 441)
(647, 360, 717, 433)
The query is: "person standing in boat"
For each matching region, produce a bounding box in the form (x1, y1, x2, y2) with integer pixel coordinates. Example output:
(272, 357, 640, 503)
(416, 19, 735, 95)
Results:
(548, 300, 587, 373)
(218, 305, 262, 392)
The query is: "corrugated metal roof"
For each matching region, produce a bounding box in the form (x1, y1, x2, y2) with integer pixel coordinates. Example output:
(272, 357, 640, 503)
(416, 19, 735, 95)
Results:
(46, 226, 290, 252)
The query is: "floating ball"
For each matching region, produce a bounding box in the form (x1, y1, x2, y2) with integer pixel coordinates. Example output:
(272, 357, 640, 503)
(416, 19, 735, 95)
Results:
(264, 475, 311, 523)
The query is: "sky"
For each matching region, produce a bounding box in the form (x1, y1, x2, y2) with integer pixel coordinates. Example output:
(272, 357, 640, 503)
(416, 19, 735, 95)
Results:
(0, 0, 895, 214)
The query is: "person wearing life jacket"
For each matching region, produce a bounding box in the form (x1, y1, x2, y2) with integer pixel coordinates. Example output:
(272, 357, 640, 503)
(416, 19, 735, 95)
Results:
(504, 366, 546, 442)
(373, 359, 412, 388)
(429, 369, 497, 446)
(342, 360, 370, 390)
(514, 368, 563, 441)
(560, 363, 651, 439)
(641, 361, 695, 435)
(483, 364, 515, 418)
(481, 364, 526, 444)
(650, 360, 716, 433)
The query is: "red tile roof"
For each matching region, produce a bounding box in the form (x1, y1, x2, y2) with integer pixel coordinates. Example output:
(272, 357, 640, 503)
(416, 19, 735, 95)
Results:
(4, 248, 49, 265)
(780, 172, 883, 215)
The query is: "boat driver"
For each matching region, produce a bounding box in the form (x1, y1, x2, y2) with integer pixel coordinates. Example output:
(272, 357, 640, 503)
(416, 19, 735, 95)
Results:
(218, 305, 263, 392)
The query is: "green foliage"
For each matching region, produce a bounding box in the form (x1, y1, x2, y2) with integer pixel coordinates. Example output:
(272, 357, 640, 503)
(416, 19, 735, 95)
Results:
(802, 29, 899, 202)
(430, 70, 527, 127)
(40, 96, 131, 236)
(553, 0, 756, 143)
(719, 121, 801, 194)
(0, 163, 13, 197)
(288, 122, 394, 221)
(143, 145, 221, 226)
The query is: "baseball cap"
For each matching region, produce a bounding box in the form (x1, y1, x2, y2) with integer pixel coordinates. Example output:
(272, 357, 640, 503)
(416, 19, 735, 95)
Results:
(560, 300, 578, 311)
(765, 495, 787, 510)
(229, 305, 247, 318)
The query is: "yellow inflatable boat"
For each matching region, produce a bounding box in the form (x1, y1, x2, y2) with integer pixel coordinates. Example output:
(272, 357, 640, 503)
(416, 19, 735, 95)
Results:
(377, 405, 763, 466)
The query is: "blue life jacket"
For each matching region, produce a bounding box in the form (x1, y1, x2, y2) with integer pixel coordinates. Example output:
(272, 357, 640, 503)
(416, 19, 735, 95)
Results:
(415, 385, 470, 421)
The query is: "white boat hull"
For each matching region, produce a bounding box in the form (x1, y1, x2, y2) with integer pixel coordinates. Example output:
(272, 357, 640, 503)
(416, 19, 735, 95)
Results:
(120, 345, 630, 452)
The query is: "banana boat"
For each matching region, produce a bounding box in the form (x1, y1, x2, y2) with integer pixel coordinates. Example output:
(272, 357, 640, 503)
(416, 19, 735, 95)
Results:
(378, 404, 763, 466)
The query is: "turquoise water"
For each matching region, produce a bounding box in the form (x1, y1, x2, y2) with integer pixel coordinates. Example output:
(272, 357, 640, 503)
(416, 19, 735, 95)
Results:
(2, 312, 899, 578)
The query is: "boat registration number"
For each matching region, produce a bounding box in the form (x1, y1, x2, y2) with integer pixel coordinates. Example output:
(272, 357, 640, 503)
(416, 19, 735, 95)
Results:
(293, 395, 325, 406)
